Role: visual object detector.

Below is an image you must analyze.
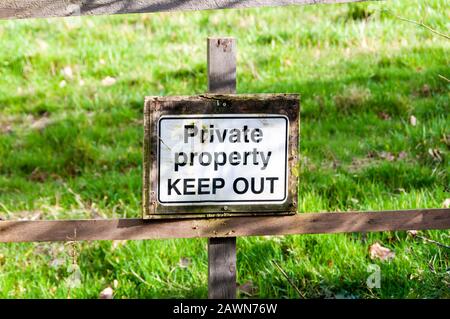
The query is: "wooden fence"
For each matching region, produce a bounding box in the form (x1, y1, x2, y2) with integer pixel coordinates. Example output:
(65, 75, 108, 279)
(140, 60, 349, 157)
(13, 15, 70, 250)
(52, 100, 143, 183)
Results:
(1, 209, 449, 243)
(0, 0, 448, 299)
(0, 0, 369, 20)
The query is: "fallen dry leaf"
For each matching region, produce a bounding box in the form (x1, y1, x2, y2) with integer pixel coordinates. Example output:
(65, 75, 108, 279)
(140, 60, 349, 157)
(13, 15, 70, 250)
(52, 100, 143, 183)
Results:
(398, 151, 408, 160)
(61, 66, 73, 79)
(29, 167, 48, 182)
(369, 242, 395, 261)
(112, 240, 127, 250)
(442, 134, 449, 147)
(1, 124, 12, 134)
(179, 257, 192, 268)
(99, 287, 114, 299)
(379, 151, 395, 161)
(367, 151, 376, 158)
(238, 280, 257, 297)
(421, 84, 431, 97)
(428, 148, 442, 162)
(443, 198, 450, 209)
(101, 76, 116, 86)
(409, 115, 417, 126)
(378, 111, 391, 120)
(30, 116, 52, 130)
(407, 230, 418, 237)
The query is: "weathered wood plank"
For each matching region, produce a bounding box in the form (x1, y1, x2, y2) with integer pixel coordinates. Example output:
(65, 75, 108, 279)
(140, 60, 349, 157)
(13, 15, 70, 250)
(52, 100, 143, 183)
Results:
(0, 209, 448, 243)
(207, 37, 236, 93)
(0, 1, 368, 20)
(208, 237, 237, 299)
(207, 37, 237, 299)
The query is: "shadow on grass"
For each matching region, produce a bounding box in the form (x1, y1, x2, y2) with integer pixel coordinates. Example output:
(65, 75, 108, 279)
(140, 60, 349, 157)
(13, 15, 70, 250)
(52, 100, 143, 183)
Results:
(0, 46, 448, 215)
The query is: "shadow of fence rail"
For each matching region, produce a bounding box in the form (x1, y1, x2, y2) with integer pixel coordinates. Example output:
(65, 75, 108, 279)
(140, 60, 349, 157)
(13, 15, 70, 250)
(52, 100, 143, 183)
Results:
(1, 208, 449, 243)
(0, 0, 368, 20)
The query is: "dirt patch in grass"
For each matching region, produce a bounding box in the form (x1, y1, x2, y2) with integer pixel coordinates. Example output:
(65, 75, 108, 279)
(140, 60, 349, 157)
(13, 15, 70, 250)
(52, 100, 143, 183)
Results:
(333, 85, 371, 114)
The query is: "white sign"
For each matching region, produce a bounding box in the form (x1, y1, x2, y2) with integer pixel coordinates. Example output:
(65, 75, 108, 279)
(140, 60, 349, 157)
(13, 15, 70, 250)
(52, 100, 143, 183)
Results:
(157, 114, 289, 205)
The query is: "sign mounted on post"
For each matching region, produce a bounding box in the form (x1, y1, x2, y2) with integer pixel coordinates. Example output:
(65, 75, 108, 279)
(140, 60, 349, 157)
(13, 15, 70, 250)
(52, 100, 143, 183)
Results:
(143, 94, 299, 219)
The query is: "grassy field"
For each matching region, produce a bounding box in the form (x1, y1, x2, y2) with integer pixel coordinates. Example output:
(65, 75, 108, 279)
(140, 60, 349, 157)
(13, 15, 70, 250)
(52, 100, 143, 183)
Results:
(0, 0, 449, 298)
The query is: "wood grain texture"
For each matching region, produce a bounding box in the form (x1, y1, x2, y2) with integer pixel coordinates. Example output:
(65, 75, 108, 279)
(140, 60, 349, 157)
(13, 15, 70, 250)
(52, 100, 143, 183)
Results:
(0, 0, 368, 20)
(207, 37, 237, 299)
(0, 209, 448, 243)
(208, 37, 236, 93)
(208, 237, 237, 299)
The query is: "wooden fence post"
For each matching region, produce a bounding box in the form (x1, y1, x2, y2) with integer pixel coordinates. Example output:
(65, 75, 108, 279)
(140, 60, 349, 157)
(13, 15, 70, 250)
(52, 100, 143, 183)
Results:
(207, 37, 237, 299)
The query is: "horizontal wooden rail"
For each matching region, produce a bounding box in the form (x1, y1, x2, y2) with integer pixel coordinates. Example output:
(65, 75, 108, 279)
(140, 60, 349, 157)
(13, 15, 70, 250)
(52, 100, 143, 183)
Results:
(0, 208, 448, 243)
(0, 0, 368, 20)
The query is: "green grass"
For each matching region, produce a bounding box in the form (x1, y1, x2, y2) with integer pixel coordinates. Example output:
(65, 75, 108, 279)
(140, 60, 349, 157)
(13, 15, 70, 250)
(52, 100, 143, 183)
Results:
(0, 0, 449, 298)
